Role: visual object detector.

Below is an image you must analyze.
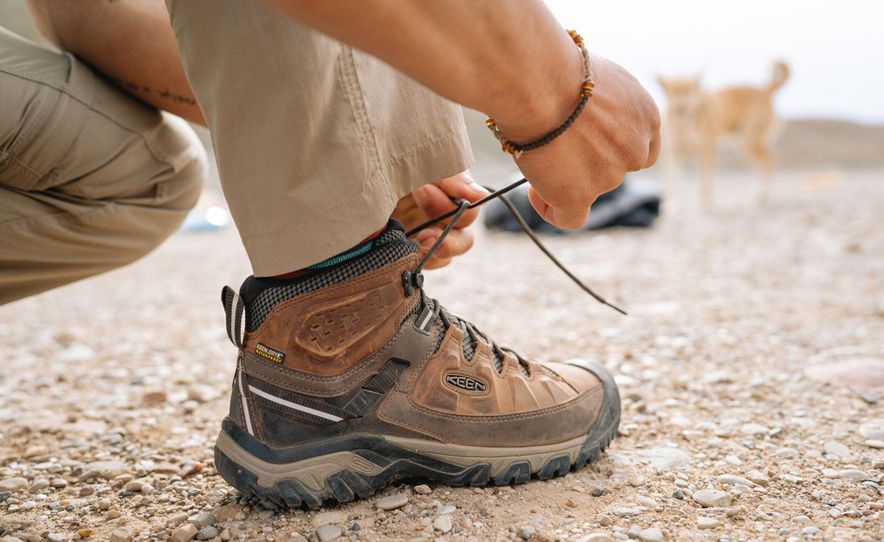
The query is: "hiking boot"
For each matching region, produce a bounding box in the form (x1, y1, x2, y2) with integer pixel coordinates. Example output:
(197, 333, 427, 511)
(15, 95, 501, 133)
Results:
(215, 221, 620, 509)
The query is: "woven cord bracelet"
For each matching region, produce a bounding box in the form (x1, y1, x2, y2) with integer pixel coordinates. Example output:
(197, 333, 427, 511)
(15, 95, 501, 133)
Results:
(485, 29, 594, 159)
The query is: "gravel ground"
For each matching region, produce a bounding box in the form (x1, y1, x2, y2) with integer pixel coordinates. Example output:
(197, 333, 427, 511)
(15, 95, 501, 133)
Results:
(1, 171, 882, 542)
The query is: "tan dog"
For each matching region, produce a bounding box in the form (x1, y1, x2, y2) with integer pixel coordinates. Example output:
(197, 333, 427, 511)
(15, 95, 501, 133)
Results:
(659, 61, 789, 203)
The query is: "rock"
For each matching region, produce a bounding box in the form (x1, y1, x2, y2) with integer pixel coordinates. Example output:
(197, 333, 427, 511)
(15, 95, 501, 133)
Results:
(169, 524, 198, 542)
(46, 534, 65, 542)
(79, 461, 126, 481)
(636, 496, 658, 509)
(638, 527, 663, 542)
(565, 497, 577, 508)
(865, 439, 884, 449)
(313, 511, 348, 527)
(591, 486, 605, 497)
(697, 517, 721, 529)
(109, 528, 131, 542)
(746, 470, 769, 486)
(577, 535, 614, 542)
(613, 507, 641, 517)
(376, 493, 408, 511)
(166, 513, 189, 527)
(0, 491, 10, 502)
(0, 478, 28, 492)
(433, 515, 453, 534)
(30, 478, 50, 492)
(802, 526, 821, 535)
(316, 525, 342, 542)
(827, 469, 868, 481)
(823, 441, 851, 459)
(779, 474, 805, 484)
(96, 498, 111, 510)
(195, 527, 218, 541)
(189, 512, 217, 529)
(692, 490, 732, 508)
(859, 420, 884, 441)
(740, 423, 768, 436)
(142, 389, 167, 406)
(804, 358, 884, 388)
(180, 462, 204, 478)
(76, 529, 94, 538)
(413, 484, 432, 495)
(437, 504, 456, 515)
(517, 525, 535, 540)
(622, 447, 690, 469)
(775, 448, 799, 459)
(49, 479, 68, 489)
(717, 475, 755, 487)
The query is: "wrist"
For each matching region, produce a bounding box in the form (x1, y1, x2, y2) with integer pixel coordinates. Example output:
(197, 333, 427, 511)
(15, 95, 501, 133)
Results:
(490, 34, 585, 144)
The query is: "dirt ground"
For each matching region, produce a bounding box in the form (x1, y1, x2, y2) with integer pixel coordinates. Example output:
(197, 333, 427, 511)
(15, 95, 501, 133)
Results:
(1, 171, 882, 542)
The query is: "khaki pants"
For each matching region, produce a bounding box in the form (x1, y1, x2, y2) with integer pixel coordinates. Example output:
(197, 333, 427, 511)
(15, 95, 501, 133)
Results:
(165, 0, 473, 275)
(0, 27, 205, 305)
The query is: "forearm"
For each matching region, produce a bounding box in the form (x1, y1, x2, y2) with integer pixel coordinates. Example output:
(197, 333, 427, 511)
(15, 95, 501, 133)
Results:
(27, 0, 204, 125)
(262, 0, 583, 142)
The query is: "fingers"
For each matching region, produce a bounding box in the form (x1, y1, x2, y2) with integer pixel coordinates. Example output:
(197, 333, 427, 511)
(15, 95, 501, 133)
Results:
(414, 226, 475, 262)
(411, 172, 488, 230)
(528, 186, 591, 230)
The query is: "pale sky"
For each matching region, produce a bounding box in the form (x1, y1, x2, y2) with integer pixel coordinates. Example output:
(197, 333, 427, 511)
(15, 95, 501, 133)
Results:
(545, 0, 884, 123)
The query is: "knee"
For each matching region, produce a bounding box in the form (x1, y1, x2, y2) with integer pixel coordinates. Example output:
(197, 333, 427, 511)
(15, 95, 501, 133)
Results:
(153, 113, 207, 216)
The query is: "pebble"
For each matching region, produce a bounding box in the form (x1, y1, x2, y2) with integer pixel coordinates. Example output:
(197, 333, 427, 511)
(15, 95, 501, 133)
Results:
(591, 486, 605, 497)
(578, 535, 614, 542)
(740, 423, 768, 436)
(697, 517, 721, 529)
(827, 469, 868, 481)
(823, 441, 851, 458)
(190, 512, 217, 529)
(79, 461, 126, 481)
(96, 498, 111, 510)
(802, 526, 821, 535)
(692, 490, 733, 508)
(169, 524, 198, 542)
(717, 475, 754, 487)
(46, 534, 65, 542)
(865, 439, 884, 449)
(196, 527, 219, 541)
(636, 496, 658, 509)
(413, 484, 432, 495)
(313, 511, 348, 526)
(623, 447, 690, 469)
(613, 507, 641, 517)
(638, 527, 663, 542)
(76, 530, 94, 539)
(49, 479, 67, 489)
(859, 420, 884, 440)
(316, 525, 342, 542)
(746, 470, 769, 486)
(0, 478, 28, 492)
(517, 525, 535, 540)
(110, 529, 131, 542)
(376, 493, 408, 511)
(433, 515, 453, 534)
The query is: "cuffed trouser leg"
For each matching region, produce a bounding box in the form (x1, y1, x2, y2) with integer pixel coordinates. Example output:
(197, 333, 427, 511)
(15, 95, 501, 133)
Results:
(165, 1, 474, 276)
(0, 27, 206, 305)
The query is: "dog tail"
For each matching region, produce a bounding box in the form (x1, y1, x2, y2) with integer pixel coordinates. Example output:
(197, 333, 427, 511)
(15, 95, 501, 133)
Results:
(766, 60, 790, 93)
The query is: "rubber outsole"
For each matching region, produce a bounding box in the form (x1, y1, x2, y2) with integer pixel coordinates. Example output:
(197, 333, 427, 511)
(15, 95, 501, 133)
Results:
(214, 359, 621, 509)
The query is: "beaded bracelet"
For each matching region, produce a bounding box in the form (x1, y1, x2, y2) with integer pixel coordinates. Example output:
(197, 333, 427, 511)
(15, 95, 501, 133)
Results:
(485, 29, 594, 159)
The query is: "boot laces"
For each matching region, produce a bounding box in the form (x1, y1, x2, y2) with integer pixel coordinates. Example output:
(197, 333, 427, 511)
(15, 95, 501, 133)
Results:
(401, 177, 627, 372)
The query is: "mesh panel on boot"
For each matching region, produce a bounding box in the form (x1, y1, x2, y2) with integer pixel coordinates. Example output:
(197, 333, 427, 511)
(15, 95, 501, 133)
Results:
(241, 227, 416, 332)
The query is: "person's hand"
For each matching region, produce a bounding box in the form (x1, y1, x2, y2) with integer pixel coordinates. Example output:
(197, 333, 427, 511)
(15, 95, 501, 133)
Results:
(508, 55, 661, 229)
(392, 172, 487, 269)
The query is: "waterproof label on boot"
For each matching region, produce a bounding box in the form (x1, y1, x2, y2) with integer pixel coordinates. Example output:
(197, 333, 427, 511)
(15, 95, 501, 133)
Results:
(255, 343, 285, 364)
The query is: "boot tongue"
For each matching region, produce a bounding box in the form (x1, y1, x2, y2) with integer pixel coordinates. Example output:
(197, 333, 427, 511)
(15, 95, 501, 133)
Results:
(240, 220, 416, 332)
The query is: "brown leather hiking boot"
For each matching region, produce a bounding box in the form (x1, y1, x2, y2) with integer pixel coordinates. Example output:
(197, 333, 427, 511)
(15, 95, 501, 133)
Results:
(215, 221, 620, 509)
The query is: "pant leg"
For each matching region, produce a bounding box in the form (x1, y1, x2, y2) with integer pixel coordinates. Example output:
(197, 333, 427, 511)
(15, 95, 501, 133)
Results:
(0, 27, 206, 305)
(165, 0, 473, 276)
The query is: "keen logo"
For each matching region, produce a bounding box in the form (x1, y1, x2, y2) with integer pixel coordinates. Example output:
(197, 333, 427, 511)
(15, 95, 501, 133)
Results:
(445, 374, 487, 393)
(255, 343, 285, 363)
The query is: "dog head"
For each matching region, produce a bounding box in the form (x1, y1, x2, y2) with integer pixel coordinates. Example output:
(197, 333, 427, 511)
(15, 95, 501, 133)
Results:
(657, 76, 704, 121)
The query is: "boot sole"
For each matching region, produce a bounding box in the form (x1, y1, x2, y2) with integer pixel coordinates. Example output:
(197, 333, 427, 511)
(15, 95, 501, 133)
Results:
(214, 359, 620, 509)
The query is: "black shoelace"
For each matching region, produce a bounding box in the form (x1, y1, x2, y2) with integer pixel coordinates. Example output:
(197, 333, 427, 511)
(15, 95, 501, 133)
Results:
(401, 177, 625, 374)
(403, 177, 627, 315)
